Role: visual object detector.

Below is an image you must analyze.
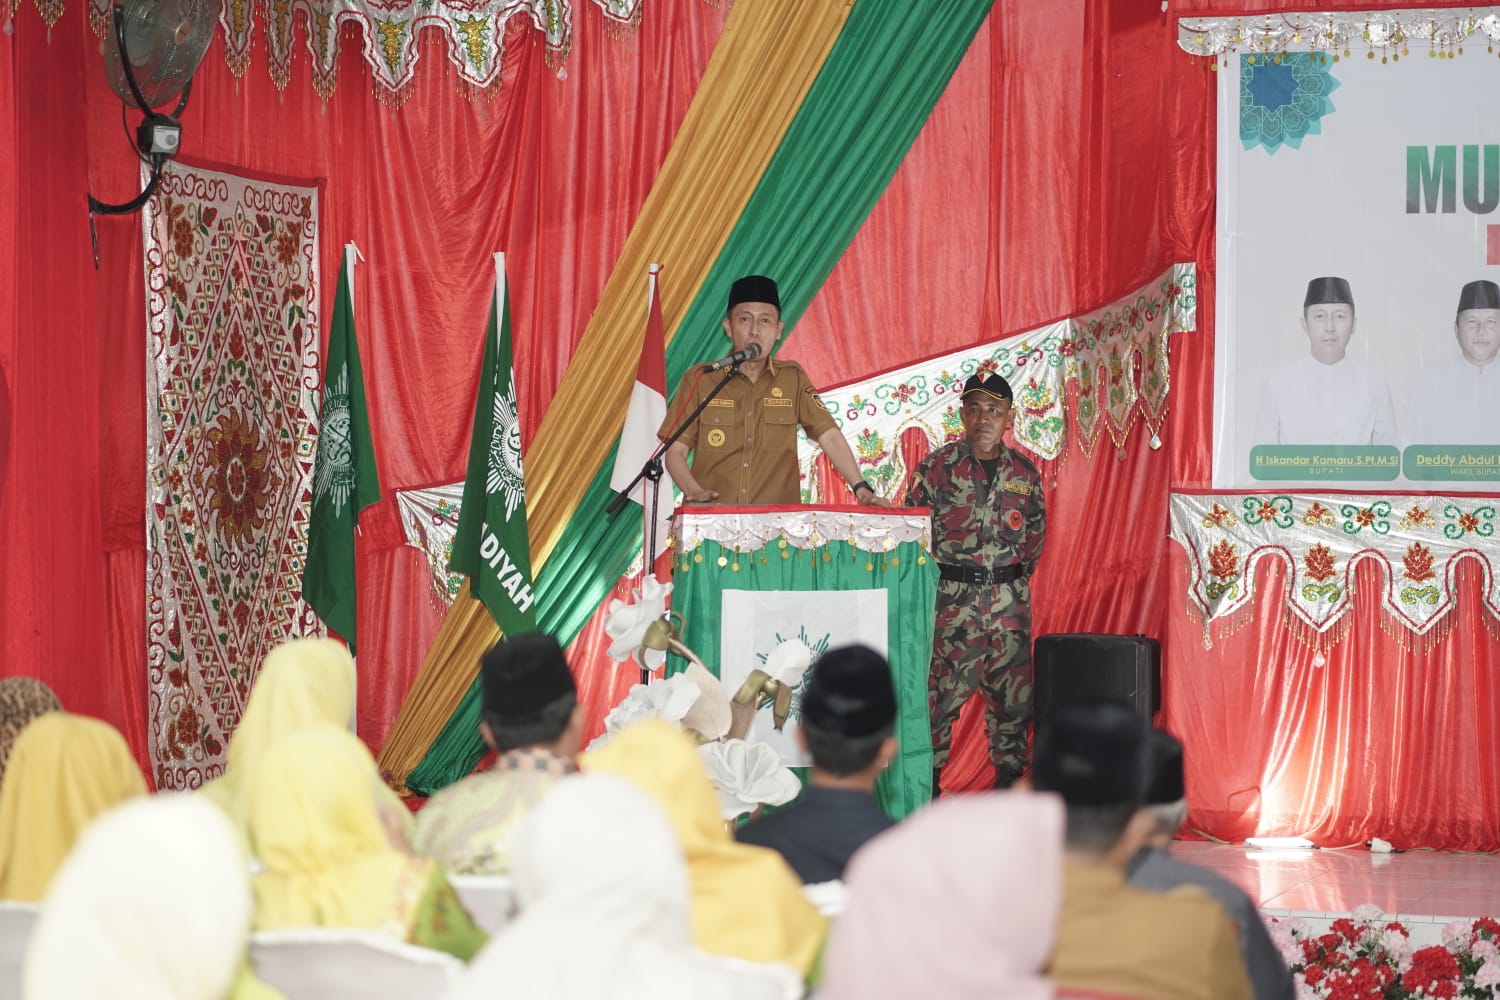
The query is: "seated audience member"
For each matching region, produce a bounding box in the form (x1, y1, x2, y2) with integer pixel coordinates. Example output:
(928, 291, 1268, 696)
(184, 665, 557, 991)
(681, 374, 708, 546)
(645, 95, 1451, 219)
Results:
(736, 644, 897, 883)
(582, 720, 826, 978)
(200, 636, 412, 846)
(0, 677, 61, 784)
(0, 712, 146, 901)
(1031, 699, 1252, 1000)
(413, 632, 582, 875)
(448, 773, 803, 1000)
(819, 792, 1066, 1000)
(246, 724, 487, 960)
(25, 794, 282, 1000)
(1127, 730, 1294, 1000)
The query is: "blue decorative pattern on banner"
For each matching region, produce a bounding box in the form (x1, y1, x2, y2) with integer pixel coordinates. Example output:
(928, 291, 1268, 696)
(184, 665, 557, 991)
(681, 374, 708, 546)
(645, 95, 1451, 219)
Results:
(1240, 53, 1340, 154)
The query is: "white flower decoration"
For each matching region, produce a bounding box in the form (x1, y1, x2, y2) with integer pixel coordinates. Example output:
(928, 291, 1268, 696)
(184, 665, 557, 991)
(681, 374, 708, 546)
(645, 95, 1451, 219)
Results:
(678, 662, 732, 742)
(697, 739, 801, 820)
(600, 673, 700, 737)
(603, 576, 674, 670)
(762, 638, 813, 687)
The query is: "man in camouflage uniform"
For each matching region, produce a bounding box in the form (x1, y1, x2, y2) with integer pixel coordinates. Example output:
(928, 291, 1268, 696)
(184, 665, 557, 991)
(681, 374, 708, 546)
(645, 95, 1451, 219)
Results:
(905, 371, 1046, 791)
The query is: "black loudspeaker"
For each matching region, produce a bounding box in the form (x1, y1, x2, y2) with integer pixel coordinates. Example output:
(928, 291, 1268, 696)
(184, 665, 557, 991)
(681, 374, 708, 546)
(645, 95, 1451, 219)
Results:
(1033, 633, 1161, 726)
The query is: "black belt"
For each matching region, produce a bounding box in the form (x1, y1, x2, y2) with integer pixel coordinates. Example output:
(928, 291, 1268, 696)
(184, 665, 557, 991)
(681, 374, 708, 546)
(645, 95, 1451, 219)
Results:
(938, 563, 1027, 585)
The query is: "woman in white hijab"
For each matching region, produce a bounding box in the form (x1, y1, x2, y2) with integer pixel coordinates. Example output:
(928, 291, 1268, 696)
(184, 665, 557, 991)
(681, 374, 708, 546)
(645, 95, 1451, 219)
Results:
(446, 773, 802, 1000)
(24, 794, 279, 1000)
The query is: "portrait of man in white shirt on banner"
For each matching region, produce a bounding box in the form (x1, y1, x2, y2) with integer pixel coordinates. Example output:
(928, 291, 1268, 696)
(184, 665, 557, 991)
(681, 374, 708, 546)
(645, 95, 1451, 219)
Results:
(1252, 276, 1399, 448)
(1409, 279, 1500, 446)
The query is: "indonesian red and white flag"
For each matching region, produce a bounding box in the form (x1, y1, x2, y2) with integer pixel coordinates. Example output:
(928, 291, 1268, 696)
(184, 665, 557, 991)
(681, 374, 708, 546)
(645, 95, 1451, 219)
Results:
(609, 264, 672, 575)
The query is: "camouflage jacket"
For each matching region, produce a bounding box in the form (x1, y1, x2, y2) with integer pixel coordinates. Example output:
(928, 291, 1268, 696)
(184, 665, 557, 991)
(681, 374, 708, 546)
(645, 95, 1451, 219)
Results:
(904, 440, 1046, 572)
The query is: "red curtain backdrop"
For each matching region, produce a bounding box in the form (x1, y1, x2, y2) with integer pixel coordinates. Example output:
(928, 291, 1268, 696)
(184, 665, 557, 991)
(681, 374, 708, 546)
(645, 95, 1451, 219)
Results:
(1166, 553, 1500, 852)
(7, 0, 1498, 847)
(1, 5, 726, 777)
(782, 2, 1216, 789)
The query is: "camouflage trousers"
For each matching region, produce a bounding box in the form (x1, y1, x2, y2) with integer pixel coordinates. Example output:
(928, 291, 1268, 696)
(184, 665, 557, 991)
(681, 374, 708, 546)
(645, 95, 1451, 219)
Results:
(927, 578, 1033, 781)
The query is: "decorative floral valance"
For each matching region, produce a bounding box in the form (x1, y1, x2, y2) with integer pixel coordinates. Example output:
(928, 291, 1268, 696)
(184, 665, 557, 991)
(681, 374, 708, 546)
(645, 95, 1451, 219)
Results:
(396, 482, 465, 607)
(64, 0, 644, 100)
(798, 263, 1195, 500)
(1176, 9, 1500, 60)
(1170, 491, 1500, 646)
(671, 505, 933, 557)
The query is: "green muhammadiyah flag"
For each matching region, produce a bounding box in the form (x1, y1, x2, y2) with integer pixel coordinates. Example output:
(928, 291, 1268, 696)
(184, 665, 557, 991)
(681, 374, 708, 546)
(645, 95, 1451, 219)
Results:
(450, 253, 537, 636)
(304, 244, 381, 654)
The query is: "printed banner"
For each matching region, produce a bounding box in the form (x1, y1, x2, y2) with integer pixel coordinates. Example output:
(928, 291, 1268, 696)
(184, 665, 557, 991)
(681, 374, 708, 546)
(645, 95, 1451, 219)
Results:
(1215, 52, 1500, 488)
(718, 588, 889, 766)
(144, 160, 323, 790)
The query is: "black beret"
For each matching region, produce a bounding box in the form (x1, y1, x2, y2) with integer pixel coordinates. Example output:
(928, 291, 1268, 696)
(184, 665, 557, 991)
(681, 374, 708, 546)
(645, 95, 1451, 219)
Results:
(1303, 276, 1354, 309)
(727, 275, 780, 314)
(1144, 729, 1185, 805)
(1032, 698, 1150, 807)
(800, 645, 896, 738)
(1457, 280, 1500, 317)
(480, 632, 576, 722)
(961, 371, 1013, 403)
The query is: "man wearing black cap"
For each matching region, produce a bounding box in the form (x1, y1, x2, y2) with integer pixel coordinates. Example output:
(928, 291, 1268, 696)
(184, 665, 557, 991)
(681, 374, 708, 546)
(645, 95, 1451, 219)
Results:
(1127, 730, 1294, 1000)
(904, 369, 1045, 792)
(1253, 276, 1397, 447)
(658, 275, 887, 505)
(1411, 279, 1500, 445)
(1031, 700, 1252, 1000)
(412, 632, 582, 874)
(735, 645, 897, 883)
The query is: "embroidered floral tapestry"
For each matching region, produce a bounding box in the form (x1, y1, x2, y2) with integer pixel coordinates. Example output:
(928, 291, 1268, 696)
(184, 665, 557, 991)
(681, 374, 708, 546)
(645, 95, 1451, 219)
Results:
(796, 263, 1195, 501)
(1170, 491, 1500, 645)
(144, 160, 323, 790)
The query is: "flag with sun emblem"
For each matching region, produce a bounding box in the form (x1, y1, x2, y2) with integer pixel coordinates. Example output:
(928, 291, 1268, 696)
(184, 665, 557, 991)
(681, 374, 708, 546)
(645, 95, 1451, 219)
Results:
(303, 244, 382, 654)
(451, 253, 537, 637)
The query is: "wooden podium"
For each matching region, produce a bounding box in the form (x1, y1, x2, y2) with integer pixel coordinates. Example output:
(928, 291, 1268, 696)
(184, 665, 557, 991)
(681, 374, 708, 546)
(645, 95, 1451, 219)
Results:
(668, 504, 938, 818)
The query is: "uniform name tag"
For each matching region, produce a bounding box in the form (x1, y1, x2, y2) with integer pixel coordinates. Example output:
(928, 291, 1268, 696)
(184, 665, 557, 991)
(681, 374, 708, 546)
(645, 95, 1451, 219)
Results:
(707, 399, 735, 408)
(1002, 480, 1033, 496)
(764, 397, 794, 407)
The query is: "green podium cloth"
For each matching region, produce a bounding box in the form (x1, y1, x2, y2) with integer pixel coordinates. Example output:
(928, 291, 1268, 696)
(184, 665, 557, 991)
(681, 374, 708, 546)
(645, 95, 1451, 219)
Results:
(668, 505, 938, 818)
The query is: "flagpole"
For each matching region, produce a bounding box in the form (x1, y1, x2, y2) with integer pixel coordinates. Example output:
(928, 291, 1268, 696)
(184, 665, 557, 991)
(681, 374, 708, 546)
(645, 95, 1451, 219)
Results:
(640, 264, 662, 576)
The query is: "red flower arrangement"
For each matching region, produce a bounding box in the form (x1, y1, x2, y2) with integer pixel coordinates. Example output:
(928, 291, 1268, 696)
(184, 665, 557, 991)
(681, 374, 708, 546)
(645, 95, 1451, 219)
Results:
(1272, 907, 1500, 999)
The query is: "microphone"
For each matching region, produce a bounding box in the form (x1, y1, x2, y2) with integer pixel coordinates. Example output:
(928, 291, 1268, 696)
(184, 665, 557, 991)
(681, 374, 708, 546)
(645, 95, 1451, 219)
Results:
(702, 342, 762, 372)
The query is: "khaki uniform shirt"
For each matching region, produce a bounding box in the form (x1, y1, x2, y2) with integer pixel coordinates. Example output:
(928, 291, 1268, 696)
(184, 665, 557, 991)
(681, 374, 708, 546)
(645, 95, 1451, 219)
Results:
(659, 358, 838, 505)
(1048, 861, 1253, 1000)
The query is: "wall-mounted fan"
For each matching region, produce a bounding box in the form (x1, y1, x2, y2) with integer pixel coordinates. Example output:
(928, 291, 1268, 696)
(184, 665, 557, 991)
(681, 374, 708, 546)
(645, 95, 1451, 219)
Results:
(87, 0, 220, 221)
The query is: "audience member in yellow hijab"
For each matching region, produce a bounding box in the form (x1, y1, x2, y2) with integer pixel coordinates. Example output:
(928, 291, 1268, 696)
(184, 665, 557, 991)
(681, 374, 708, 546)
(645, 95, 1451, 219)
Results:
(0, 677, 62, 785)
(246, 724, 487, 960)
(201, 637, 411, 846)
(0, 712, 146, 900)
(582, 720, 826, 977)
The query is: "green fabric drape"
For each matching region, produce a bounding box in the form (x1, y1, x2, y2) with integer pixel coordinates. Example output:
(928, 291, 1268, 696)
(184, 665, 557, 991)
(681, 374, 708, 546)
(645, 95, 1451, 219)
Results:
(407, 0, 996, 794)
(668, 539, 937, 819)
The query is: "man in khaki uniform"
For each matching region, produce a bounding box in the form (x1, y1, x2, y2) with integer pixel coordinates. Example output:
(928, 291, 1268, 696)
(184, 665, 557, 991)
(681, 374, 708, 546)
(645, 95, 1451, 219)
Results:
(660, 275, 885, 506)
(1030, 699, 1253, 1000)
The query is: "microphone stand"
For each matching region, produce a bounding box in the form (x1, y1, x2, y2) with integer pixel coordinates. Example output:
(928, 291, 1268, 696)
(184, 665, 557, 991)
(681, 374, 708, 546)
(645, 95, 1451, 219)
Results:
(607, 362, 744, 681)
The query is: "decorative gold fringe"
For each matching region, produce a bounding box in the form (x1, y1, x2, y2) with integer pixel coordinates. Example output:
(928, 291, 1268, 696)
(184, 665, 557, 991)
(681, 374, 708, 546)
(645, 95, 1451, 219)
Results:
(1209, 601, 1258, 648)
(1281, 608, 1355, 663)
(458, 78, 504, 105)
